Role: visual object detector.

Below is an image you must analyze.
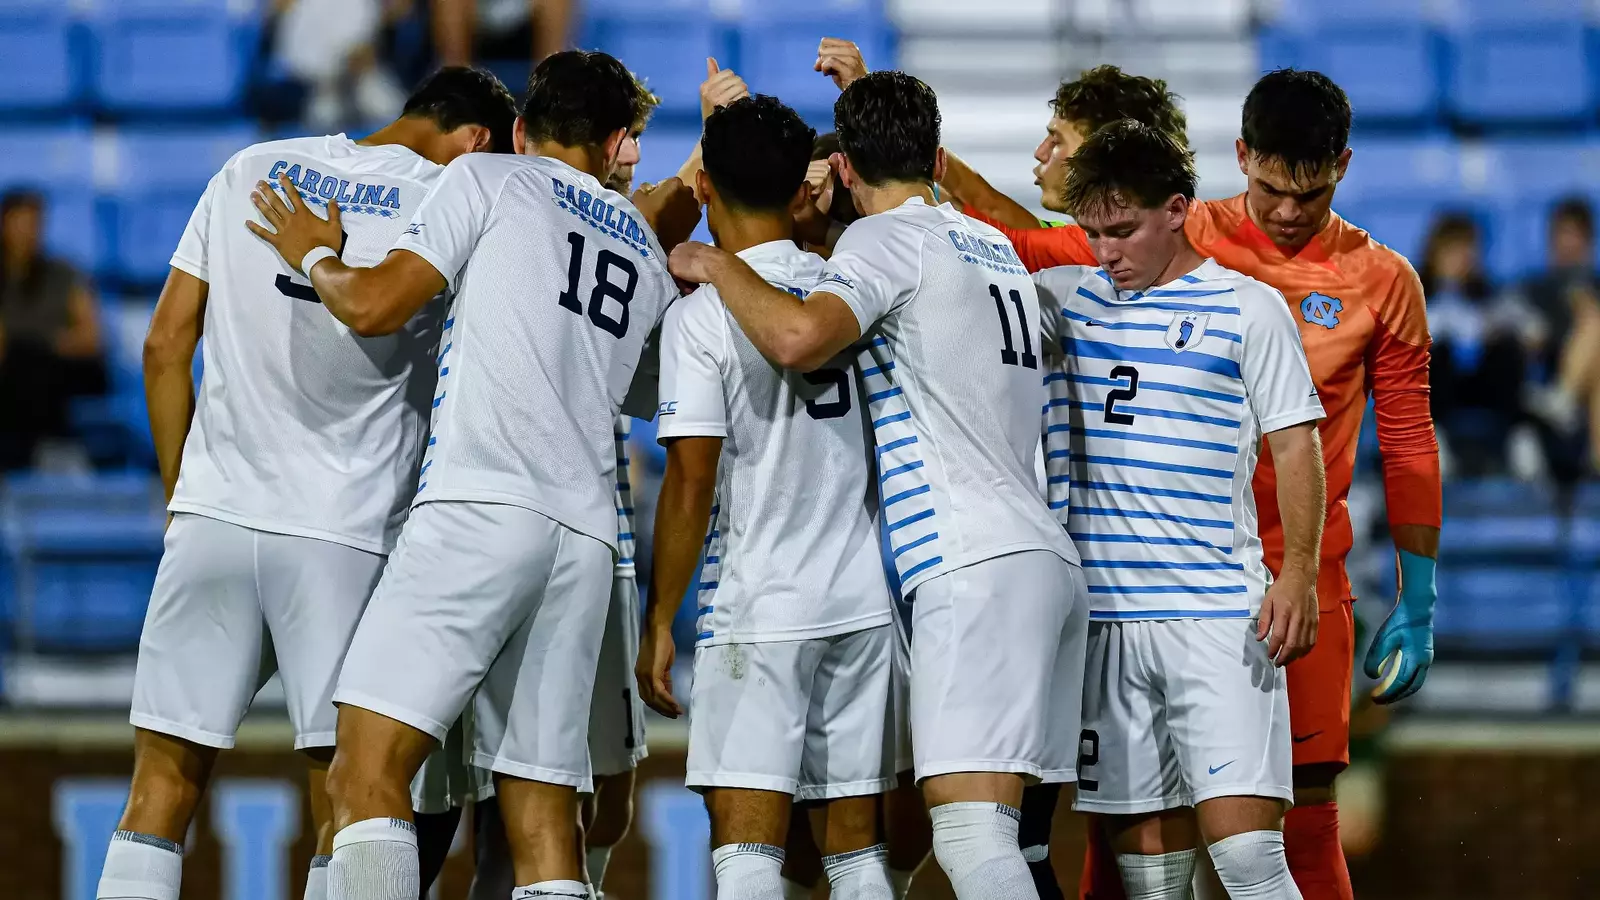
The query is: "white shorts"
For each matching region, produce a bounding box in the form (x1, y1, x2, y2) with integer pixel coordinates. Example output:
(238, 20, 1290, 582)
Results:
(335, 501, 613, 791)
(589, 572, 648, 777)
(909, 550, 1087, 784)
(1073, 617, 1293, 815)
(410, 709, 494, 815)
(410, 570, 647, 812)
(686, 625, 898, 801)
(130, 513, 383, 750)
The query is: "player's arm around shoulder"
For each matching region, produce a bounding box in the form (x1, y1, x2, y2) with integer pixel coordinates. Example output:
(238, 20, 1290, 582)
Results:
(250, 150, 509, 336)
(668, 239, 863, 373)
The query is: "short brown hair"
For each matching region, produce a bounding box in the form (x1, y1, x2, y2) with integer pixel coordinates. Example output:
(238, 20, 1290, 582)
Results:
(1062, 119, 1197, 221)
(1052, 65, 1188, 147)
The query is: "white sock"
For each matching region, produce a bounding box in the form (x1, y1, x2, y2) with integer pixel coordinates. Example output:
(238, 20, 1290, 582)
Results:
(97, 831, 183, 900)
(304, 855, 332, 900)
(712, 843, 786, 900)
(887, 867, 914, 899)
(782, 876, 814, 900)
(928, 802, 1037, 900)
(1206, 831, 1302, 900)
(823, 843, 894, 900)
(329, 817, 419, 900)
(512, 881, 588, 899)
(586, 845, 614, 893)
(1115, 850, 1197, 900)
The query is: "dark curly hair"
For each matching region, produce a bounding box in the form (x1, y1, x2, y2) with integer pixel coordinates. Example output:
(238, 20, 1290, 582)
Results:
(1052, 65, 1188, 146)
(834, 71, 941, 187)
(1241, 69, 1351, 181)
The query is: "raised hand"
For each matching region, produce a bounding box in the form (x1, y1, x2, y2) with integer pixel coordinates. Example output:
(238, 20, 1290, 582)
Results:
(632, 177, 702, 253)
(701, 57, 750, 122)
(815, 37, 868, 91)
(245, 174, 344, 275)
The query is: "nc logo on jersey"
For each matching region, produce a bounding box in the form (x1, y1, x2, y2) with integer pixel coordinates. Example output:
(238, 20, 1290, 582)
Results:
(1301, 292, 1343, 329)
(1165, 312, 1209, 353)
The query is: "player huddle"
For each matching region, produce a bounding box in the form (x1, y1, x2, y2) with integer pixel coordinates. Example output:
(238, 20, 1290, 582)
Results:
(97, 34, 1442, 900)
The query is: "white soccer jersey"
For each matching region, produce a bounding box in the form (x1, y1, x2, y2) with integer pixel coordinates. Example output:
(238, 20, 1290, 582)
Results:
(169, 134, 444, 554)
(820, 197, 1077, 595)
(1032, 260, 1324, 621)
(614, 416, 636, 575)
(655, 240, 892, 645)
(396, 154, 677, 551)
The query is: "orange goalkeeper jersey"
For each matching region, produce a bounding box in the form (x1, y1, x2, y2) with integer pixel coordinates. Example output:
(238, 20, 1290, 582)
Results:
(973, 195, 1441, 606)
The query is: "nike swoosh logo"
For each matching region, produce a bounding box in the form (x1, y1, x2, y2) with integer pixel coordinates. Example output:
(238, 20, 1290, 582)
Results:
(1208, 760, 1235, 775)
(1085, 321, 1105, 327)
(1292, 731, 1323, 744)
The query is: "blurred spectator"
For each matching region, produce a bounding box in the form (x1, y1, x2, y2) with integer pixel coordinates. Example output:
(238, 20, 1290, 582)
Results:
(0, 191, 107, 470)
(273, 0, 412, 130)
(1420, 213, 1528, 476)
(1516, 197, 1600, 477)
(431, 0, 575, 67)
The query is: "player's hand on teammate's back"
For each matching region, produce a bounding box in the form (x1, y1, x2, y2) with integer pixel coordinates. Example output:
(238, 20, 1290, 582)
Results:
(246, 174, 343, 276)
(635, 623, 683, 718)
(815, 37, 867, 90)
(632, 177, 701, 254)
(1258, 575, 1318, 666)
(701, 58, 749, 122)
(1363, 550, 1437, 704)
(667, 241, 733, 289)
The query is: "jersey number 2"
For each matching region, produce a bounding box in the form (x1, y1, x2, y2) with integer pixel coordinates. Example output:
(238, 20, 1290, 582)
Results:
(989, 284, 1037, 369)
(1102, 365, 1139, 425)
(558, 231, 636, 338)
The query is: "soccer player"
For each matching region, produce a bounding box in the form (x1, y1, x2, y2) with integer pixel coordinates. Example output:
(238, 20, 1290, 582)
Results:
(1032, 118, 1326, 900)
(668, 71, 1087, 900)
(947, 70, 1442, 900)
(940, 64, 1188, 233)
(99, 68, 516, 900)
(637, 92, 898, 900)
(246, 49, 694, 900)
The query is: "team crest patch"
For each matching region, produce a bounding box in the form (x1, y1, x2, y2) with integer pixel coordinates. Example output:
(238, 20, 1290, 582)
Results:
(1165, 312, 1209, 352)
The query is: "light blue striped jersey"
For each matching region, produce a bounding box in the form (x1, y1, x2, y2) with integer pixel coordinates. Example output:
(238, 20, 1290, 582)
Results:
(1033, 260, 1323, 620)
(655, 240, 892, 646)
(613, 416, 635, 575)
(822, 197, 1077, 595)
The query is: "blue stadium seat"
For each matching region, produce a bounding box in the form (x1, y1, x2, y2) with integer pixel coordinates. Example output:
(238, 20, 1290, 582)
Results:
(0, 124, 98, 270)
(737, 1, 893, 121)
(1446, 19, 1593, 125)
(106, 126, 258, 283)
(1275, 25, 1440, 124)
(89, 2, 255, 116)
(1455, 0, 1587, 19)
(1276, 0, 1431, 24)
(1479, 140, 1600, 277)
(0, 3, 80, 115)
(1, 473, 164, 651)
(1433, 567, 1572, 651)
(1340, 137, 1463, 203)
(1445, 477, 1557, 516)
(1438, 515, 1564, 566)
(586, 16, 725, 116)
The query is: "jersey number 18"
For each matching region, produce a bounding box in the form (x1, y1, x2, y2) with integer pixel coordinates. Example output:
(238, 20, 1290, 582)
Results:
(558, 231, 637, 338)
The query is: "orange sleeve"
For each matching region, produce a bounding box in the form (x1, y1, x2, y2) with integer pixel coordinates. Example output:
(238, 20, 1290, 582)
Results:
(1365, 259, 1443, 530)
(964, 207, 1098, 271)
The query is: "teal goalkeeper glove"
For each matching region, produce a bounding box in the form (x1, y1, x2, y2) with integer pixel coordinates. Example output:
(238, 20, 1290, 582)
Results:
(1362, 550, 1437, 704)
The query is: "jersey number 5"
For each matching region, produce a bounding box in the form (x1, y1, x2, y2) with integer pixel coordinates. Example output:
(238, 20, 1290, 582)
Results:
(801, 368, 853, 420)
(989, 284, 1037, 369)
(558, 231, 637, 338)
